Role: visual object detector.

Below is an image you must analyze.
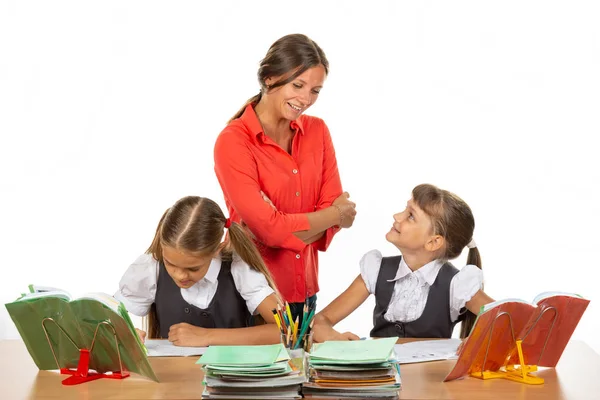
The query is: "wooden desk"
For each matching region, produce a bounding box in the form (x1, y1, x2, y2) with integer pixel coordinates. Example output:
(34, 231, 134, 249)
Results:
(2, 339, 600, 399)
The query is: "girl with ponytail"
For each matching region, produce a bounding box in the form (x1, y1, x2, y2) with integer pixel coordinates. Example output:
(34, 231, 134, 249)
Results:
(312, 184, 495, 342)
(115, 196, 281, 346)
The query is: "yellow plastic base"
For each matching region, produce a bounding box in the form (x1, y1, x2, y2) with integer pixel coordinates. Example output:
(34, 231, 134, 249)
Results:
(470, 340, 545, 385)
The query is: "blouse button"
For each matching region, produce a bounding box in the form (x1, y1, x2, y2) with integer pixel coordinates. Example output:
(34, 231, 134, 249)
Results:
(295, 191, 300, 197)
(201, 312, 209, 317)
(184, 307, 190, 314)
(296, 254, 301, 259)
(292, 169, 298, 174)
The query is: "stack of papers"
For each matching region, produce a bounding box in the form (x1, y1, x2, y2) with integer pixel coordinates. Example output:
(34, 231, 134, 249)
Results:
(145, 339, 207, 357)
(303, 337, 401, 399)
(196, 344, 305, 399)
(393, 338, 461, 364)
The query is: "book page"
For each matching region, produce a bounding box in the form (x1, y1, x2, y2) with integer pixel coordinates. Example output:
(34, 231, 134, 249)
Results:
(394, 338, 461, 364)
(145, 339, 207, 357)
(77, 292, 121, 313)
(17, 290, 72, 302)
(480, 297, 531, 313)
(532, 291, 582, 304)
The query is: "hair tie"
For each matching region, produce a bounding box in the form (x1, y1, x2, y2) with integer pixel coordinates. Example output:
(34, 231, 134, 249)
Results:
(466, 238, 477, 249)
(224, 218, 232, 229)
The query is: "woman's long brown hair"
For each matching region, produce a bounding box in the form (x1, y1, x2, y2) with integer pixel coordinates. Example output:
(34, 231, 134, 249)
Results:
(228, 33, 328, 123)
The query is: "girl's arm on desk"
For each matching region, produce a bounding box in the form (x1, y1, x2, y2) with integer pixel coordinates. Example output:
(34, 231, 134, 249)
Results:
(312, 274, 369, 342)
(168, 293, 281, 346)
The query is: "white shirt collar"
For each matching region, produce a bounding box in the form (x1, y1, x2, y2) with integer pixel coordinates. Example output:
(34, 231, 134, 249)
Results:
(387, 257, 444, 286)
(202, 258, 221, 284)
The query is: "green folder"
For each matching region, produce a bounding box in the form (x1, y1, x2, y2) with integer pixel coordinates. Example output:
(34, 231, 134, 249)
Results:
(196, 343, 288, 366)
(5, 288, 158, 382)
(309, 337, 398, 364)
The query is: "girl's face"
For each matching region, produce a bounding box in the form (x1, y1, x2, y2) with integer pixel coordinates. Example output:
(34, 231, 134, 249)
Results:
(265, 65, 326, 121)
(386, 199, 436, 251)
(162, 245, 213, 289)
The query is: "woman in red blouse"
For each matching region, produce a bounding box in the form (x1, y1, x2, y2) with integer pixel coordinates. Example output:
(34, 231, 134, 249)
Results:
(214, 34, 356, 321)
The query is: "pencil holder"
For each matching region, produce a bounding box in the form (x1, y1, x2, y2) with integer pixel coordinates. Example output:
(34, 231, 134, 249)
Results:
(280, 331, 310, 356)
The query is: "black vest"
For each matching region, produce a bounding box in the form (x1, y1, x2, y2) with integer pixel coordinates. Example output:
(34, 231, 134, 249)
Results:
(154, 259, 251, 338)
(370, 256, 465, 338)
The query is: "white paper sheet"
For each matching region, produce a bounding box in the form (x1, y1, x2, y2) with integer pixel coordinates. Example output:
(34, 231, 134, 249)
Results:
(145, 339, 208, 357)
(394, 338, 461, 364)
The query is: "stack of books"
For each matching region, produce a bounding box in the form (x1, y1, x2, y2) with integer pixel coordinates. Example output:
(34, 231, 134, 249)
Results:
(197, 344, 305, 399)
(302, 337, 401, 399)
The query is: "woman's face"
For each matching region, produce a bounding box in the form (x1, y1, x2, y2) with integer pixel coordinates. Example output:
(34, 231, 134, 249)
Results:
(265, 64, 326, 121)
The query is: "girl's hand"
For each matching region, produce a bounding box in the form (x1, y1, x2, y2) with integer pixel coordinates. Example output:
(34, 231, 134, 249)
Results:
(312, 322, 360, 343)
(168, 323, 210, 347)
(336, 331, 361, 341)
(135, 328, 146, 342)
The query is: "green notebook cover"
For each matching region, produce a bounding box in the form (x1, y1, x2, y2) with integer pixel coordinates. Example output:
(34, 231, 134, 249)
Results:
(309, 337, 398, 363)
(5, 289, 158, 382)
(196, 343, 287, 366)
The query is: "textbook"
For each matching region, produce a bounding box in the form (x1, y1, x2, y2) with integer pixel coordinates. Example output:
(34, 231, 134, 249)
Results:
(303, 338, 401, 399)
(445, 291, 589, 382)
(5, 285, 158, 382)
(197, 344, 305, 399)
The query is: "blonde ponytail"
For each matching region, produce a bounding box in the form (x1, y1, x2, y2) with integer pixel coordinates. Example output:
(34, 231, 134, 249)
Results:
(226, 222, 281, 301)
(146, 208, 170, 261)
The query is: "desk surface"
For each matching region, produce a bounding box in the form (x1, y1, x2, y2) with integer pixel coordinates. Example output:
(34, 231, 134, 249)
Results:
(2, 339, 600, 400)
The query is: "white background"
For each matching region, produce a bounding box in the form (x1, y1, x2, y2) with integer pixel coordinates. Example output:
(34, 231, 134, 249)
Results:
(1, 1, 599, 354)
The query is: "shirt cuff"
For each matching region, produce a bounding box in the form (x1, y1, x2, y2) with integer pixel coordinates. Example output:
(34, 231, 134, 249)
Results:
(315, 225, 341, 252)
(274, 214, 311, 252)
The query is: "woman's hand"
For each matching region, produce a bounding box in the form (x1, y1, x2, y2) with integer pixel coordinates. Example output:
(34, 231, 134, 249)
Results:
(333, 192, 357, 228)
(168, 323, 211, 347)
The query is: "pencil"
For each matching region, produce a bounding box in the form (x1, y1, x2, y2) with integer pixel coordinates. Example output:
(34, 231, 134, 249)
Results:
(285, 302, 293, 328)
(292, 316, 299, 346)
(277, 304, 287, 333)
(294, 310, 315, 349)
(273, 312, 282, 330)
(300, 303, 308, 331)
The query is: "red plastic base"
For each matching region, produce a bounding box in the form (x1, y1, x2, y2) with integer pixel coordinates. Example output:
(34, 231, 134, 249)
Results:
(59, 348, 130, 386)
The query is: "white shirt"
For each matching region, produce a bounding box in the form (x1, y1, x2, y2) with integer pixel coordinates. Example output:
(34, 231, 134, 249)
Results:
(359, 250, 483, 323)
(114, 253, 274, 317)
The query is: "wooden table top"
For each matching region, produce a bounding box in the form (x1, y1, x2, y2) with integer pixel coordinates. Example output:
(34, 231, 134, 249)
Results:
(2, 339, 599, 399)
